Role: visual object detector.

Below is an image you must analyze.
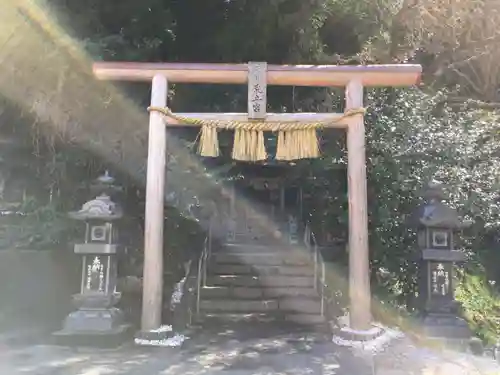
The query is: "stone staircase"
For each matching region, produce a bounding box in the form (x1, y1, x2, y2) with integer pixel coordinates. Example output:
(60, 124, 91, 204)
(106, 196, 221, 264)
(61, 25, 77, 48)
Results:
(197, 242, 326, 326)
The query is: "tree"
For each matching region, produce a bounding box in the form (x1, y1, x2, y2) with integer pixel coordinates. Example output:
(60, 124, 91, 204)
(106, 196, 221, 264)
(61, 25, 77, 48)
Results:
(323, 0, 500, 101)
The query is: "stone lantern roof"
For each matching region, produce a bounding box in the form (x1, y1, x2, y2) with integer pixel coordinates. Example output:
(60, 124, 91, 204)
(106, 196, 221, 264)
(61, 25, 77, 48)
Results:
(414, 202, 465, 228)
(69, 193, 123, 221)
(412, 181, 471, 229)
(90, 170, 123, 196)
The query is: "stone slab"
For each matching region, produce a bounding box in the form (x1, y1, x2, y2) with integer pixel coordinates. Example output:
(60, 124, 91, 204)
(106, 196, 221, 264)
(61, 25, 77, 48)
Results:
(213, 253, 311, 266)
(279, 297, 322, 314)
(260, 275, 315, 287)
(200, 299, 279, 312)
(60, 307, 125, 332)
(422, 314, 471, 340)
(264, 287, 318, 298)
(286, 313, 326, 325)
(201, 286, 320, 300)
(201, 286, 264, 299)
(210, 275, 261, 287)
(52, 324, 132, 348)
(422, 249, 467, 262)
(211, 263, 315, 276)
(209, 274, 315, 288)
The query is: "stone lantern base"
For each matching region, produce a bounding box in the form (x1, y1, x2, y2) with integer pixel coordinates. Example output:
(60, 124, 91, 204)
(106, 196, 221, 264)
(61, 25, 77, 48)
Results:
(421, 312, 472, 350)
(53, 293, 132, 347)
(53, 325, 132, 348)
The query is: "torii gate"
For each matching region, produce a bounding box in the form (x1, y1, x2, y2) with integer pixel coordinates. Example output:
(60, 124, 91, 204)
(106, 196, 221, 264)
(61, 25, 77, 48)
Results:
(93, 62, 421, 334)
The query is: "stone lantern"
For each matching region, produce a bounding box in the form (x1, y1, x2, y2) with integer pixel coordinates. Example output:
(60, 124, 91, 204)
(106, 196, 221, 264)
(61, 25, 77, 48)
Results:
(54, 172, 130, 344)
(413, 182, 471, 344)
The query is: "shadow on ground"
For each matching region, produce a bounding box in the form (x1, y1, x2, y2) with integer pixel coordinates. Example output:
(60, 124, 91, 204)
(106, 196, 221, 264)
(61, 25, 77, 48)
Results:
(0, 321, 370, 375)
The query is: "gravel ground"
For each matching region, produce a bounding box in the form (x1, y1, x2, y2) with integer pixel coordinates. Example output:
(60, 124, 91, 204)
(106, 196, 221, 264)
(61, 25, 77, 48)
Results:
(334, 329, 500, 375)
(1, 322, 500, 375)
(372, 335, 500, 375)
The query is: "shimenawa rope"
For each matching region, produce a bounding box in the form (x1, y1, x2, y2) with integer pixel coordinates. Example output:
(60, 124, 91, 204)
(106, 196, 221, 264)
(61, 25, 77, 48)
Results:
(148, 106, 366, 161)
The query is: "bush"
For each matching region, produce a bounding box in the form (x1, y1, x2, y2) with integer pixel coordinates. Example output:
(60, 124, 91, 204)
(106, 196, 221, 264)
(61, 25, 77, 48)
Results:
(456, 272, 500, 344)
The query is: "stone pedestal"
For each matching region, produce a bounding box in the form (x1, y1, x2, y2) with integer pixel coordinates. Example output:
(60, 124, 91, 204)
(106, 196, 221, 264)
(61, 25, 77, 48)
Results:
(56, 292, 130, 346)
(422, 313, 470, 341)
(419, 255, 471, 346)
(54, 243, 131, 346)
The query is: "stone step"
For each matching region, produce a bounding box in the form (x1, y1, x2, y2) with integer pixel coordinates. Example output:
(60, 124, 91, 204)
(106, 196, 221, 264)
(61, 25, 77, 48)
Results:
(209, 275, 315, 288)
(197, 313, 278, 323)
(202, 286, 264, 299)
(223, 243, 308, 254)
(200, 292, 321, 314)
(264, 287, 318, 298)
(200, 299, 279, 312)
(286, 313, 326, 325)
(210, 263, 314, 277)
(279, 297, 322, 314)
(209, 275, 260, 287)
(197, 312, 325, 327)
(201, 286, 318, 299)
(213, 253, 311, 267)
(226, 239, 286, 247)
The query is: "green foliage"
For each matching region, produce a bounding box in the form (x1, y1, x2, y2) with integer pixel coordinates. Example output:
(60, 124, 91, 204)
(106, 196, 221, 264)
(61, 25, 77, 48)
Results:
(364, 88, 500, 303)
(0, 197, 79, 250)
(457, 272, 500, 344)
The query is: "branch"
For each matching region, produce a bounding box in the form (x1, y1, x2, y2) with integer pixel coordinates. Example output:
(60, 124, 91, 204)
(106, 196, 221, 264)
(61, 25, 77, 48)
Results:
(450, 67, 484, 97)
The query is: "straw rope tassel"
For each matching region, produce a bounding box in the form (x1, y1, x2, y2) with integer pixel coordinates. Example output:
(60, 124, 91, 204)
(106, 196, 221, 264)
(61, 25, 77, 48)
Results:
(245, 130, 254, 161)
(147, 106, 365, 161)
(276, 128, 319, 161)
(146, 106, 221, 157)
(198, 125, 219, 157)
(232, 129, 267, 161)
(256, 130, 266, 160)
(232, 129, 243, 160)
(275, 130, 287, 160)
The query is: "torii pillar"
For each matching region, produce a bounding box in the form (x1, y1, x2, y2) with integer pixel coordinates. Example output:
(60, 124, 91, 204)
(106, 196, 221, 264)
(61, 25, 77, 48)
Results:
(345, 79, 371, 330)
(141, 74, 168, 332)
(92, 62, 422, 335)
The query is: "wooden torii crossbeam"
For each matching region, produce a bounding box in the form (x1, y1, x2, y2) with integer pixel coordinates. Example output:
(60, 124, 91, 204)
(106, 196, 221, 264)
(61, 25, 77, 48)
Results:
(93, 62, 421, 334)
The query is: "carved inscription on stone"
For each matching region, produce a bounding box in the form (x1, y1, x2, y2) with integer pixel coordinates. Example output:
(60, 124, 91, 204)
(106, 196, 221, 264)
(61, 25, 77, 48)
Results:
(247, 62, 267, 119)
(430, 262, 452, 297)
(85, 256, 107, 293)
